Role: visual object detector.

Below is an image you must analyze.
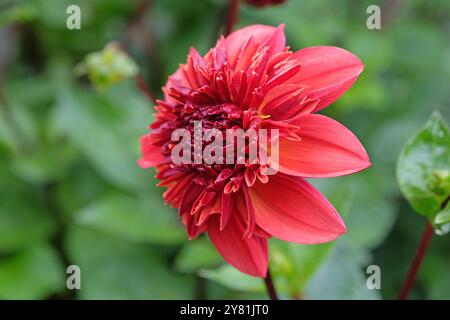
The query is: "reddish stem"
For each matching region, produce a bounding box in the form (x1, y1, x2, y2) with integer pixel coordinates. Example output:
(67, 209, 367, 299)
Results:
(224, 0, 239, 36)
(398, 222, 434, 300)
(264, 268, 279, 300)
(134, 74, 157, 105)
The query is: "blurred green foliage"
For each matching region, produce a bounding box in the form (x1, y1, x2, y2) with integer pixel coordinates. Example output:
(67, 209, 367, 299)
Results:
(0, 0, 449, 299)
(397, 111, 450, 229)
(75, 43, 139, 91)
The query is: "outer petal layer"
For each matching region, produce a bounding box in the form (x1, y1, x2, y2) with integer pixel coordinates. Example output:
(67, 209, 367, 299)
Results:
(208, 213, 268, 277)
(290, 46, 364, 111)
(248, 174, 346, 244)
(138, 134, 165, 168)
(277, 114, 371, 177)
(225, 24, 285, 66)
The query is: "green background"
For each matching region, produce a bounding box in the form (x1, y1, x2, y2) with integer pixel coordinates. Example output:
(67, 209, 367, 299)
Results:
(0, 0, 449, 299)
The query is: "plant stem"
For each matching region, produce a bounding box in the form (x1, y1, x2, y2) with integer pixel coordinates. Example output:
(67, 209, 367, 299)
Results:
(119, 0, 158, 105)
(399, 196, 449, 300)
(264, 268, 279, 300)
(398, 221, 433, 300)
(224, 0, 239, 36)
(134, 74, 157, 105)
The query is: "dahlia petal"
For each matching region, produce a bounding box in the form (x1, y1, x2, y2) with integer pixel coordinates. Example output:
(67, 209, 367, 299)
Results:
(162, 173, 194, 207)
(226, 25, 285, 67)
(164, 69, 188, 101)
(208, 214, 268, 277)
(182, 48, 207, 89)
(179, 182, 208, 239)
(291, 46, 364, 111)
(220, 192, 233, 230)
(192, 190, 216, 215)
(263, 62, 301, 92)
(138, 134, 165, 168)
(262, 24, 286, 55)
(184, 213, 207, 240)
(234, 37, 259, 72)
(211, 37, 228, 69)
(260, 84, 308, 120)
(248, 174, 346, 244)
(277, 114, 371, 177)
(238, 187, 256, 238)
(179, 182, 205, 217)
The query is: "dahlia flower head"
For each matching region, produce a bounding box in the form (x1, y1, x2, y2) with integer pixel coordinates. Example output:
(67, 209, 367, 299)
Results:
(139, 25, 370, 277)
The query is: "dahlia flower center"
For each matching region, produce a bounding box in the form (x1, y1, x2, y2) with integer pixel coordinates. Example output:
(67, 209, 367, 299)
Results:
(166, 103, 270, 185)
(180, 103, 243, 131)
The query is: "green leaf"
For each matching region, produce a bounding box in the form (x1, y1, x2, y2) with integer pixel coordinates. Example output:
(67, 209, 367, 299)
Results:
(422, 256, 450, 299)
(10, 143, 76, 184)
(434, 201, 450, 235)
(0, 174, 55, 252)
(175, 238, 222, 273)
(435, 202, 450, 225)
(304, 240, 380, 300)
(64, 226, 194, 299)
(428, 275, 450, 299)
(312, 173, 398, 249)
(199, 240, 335, 298)
(344, 174, 397, 248)
(199, 265, 265, 293)
(0, 242, 65, 299)
(52, 86, 153, 191)
(75, 191, 185, 245)
(54, 164, 109, 216)
(397, 111, 450, 218)
(269, 240, 334, 298)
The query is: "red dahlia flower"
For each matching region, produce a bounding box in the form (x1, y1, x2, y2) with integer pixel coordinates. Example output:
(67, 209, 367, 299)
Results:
(139, 25, 370, 277)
